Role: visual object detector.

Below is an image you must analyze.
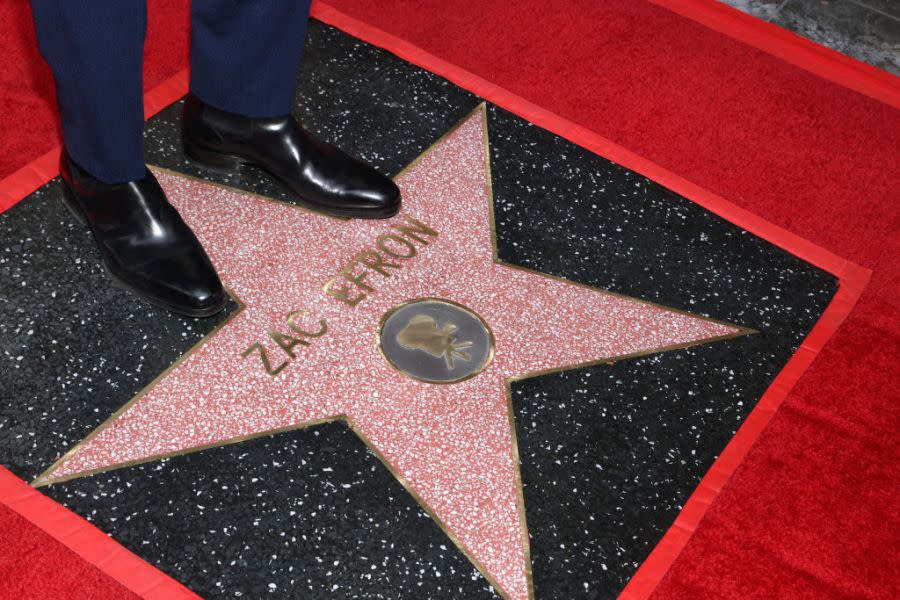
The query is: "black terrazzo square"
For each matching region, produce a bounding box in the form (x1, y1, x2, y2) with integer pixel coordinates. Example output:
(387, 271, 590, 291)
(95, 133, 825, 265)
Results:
(0, 20, 836, 599)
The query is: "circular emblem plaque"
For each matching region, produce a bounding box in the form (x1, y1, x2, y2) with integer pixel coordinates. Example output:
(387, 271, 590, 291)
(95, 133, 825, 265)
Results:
(377, 298, 494, 384)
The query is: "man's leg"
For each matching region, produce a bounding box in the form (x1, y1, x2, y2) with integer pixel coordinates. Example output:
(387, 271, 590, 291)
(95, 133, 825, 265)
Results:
(189, 0, 312, 117)
(30, 0, 146, 183)
(183, 0, 401, 219)
(29, 0, 226, 317)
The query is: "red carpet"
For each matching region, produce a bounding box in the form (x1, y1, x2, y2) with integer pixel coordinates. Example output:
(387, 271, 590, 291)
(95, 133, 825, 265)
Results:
(0, 464, 197, 600)
(0, 508, 138, 600)
(0, 0, 188, 180)
(1, 0, 897, 598)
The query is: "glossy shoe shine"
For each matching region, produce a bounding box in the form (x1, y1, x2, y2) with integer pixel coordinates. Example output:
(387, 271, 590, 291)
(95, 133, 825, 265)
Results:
(181, 93, 401, 219)
(59, 151, 227, 317)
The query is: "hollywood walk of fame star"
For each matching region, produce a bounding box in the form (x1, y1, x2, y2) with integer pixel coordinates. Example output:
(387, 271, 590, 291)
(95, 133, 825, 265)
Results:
(33, 105, 750, 599)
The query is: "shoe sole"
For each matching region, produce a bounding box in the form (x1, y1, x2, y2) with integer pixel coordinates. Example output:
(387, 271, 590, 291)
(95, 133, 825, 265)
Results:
(182, 136, 401, 220)
(59, 183, 229, 319)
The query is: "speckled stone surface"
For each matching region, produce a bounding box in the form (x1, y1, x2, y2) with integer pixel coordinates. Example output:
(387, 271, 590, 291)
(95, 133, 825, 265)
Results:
(37, 107, 742, 600)
(489, 105, 835, 596)
(44, 422, 499, 599)
(0, 19, 837, 600)
(0, 183, 238, 480)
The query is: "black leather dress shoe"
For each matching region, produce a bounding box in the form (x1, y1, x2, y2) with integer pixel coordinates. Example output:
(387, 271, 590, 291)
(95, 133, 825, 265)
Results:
(59, 151, 227, 318)
(181, 94, 401, 219)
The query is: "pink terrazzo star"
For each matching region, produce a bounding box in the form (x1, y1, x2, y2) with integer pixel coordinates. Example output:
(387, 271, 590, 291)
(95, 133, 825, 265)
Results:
(36, 105, 746, 599)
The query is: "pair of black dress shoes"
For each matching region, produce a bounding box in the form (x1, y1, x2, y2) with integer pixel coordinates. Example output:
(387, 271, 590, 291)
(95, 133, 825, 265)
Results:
(60, 94, 401, 317)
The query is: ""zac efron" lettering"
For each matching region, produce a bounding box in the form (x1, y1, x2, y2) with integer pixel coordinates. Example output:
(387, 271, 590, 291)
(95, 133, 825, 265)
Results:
(322, 215, 439, 307)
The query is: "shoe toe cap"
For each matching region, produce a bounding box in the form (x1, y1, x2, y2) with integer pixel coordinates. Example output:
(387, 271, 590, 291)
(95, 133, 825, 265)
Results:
(358, 177, 401, 210)
(122, 252, 227, 317)
(165, 264, 228, 316)
(340, 168, 401, 216)
(181, 279, 228, 314)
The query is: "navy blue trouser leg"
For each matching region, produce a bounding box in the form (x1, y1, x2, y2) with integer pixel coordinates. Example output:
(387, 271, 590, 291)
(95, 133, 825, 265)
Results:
(30, 0, 148, 183)
(30, 0, 312, 183)
(190, 0, 312, 118)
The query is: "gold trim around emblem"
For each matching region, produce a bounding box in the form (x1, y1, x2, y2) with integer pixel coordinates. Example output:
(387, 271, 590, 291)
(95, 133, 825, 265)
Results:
(375, 297, 496, 385)
(31, 103, 756, 600)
